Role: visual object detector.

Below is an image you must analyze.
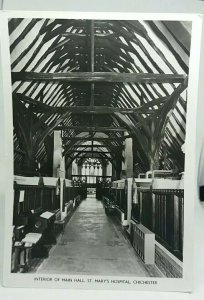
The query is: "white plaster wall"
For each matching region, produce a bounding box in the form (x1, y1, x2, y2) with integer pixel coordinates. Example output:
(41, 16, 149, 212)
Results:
(71, 159, 78, 176)
(124, 136, 133, 178)
(106, 161, 112, 177)
(53, 131, 65, 178)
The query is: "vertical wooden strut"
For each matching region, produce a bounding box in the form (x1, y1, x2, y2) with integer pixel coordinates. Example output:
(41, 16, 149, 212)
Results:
(90, 20, 95, 107)
(90, 20, 95, 72)
(89, 20, 95, 151)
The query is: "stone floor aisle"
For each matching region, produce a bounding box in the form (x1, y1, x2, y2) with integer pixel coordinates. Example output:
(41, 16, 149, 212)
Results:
(37, 197, 163, 277)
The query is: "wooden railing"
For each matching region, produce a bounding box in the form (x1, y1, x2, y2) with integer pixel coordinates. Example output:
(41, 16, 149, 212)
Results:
(111, 172, 184, 261)
(153, 189, 184, 259)
(12, 175, 87, 273)
(111, 179, 130, 225)
(13, 177, 60, 226)
(95, 176, 112, 200)
(131, 175, 184, 260)
(13, 175, 87, 226)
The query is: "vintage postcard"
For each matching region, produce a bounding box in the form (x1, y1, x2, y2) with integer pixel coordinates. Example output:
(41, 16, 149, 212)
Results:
(0, 10, 202, 291)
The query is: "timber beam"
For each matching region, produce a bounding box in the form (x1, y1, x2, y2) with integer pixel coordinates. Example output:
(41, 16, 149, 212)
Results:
(14, 149, 26, 155)
(13, 93, 159, 115)
(65, 150, 112, 155)
(70, 145, 118, 148)
(12, 72, 186, 84)
(56, 126, 127, 132)
(63, 143, 124, 157)
(62, 136, 130, 141)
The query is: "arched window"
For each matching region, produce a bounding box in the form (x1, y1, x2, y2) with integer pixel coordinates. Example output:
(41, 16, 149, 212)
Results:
(82, 159, 102, 183)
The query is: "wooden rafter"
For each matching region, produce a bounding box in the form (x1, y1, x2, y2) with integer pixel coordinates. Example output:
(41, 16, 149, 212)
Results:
(65, 144, 123, 156)
(10, 18, 190, 175)
(14, 93, 163, 115)
(12, 72, 186, 83)
(65, 150, 112, 155)
(55, 126, 127, 132)
(62, 136, 128, 141)
(69, 145, 120, 149)
(152, 77, 188, 161)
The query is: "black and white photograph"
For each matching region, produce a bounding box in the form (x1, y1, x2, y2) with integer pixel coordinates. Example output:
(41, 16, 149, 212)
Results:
(0, 11, 202, 291)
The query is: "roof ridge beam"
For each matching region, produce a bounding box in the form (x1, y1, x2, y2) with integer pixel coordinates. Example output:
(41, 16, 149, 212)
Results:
(56, 126, 127, 132)
(12, 72, 186, 84)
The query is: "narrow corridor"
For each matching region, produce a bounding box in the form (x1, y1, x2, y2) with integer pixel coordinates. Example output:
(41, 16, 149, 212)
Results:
(37, 197, 161, 277)
(37, 197, 162, 277)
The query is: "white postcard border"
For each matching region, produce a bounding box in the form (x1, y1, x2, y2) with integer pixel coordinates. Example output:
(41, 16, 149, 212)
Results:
(0, 10, 203, 292)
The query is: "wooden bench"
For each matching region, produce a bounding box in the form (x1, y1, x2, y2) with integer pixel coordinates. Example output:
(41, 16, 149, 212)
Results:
(12, 233, 42, 273)
(54, 201, 75, 233)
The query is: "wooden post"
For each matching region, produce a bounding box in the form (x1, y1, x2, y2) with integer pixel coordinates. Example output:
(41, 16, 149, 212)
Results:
(152, 193, 156, 232)
(139, 191, 143, 224)
(90, 20, 95, 107)
(60, 178, 64, 219)
(127, 178, 133, 226)
(53, 131, 65, 178)
(78, 164, 82, 176)
(102, 164, 107, 177)
(150, 118, 156, 172)
(173, 195, 179, 251)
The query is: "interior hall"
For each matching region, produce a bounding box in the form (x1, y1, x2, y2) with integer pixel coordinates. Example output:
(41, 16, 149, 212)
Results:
(10, 18, 190, 278)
